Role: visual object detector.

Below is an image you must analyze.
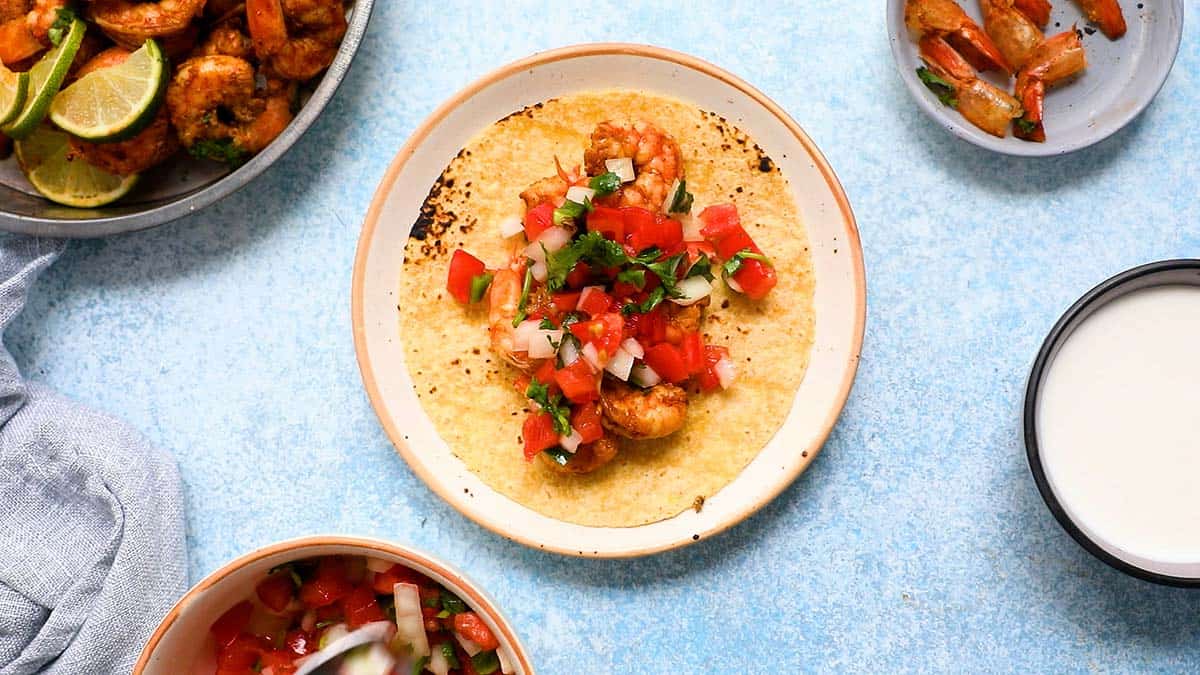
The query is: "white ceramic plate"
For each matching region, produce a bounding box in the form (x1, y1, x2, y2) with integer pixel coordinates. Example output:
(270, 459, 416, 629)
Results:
(353, 44, 866, 558)
(888, 0, 1183, 156)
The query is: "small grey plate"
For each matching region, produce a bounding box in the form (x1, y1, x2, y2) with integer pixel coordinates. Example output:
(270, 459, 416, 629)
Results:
(887, 0, 1183, 156)
(0, 0, 374, 238)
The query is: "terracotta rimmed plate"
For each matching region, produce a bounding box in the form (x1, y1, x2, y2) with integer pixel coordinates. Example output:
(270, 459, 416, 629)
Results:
(888, 0, 1183, 156)
(133, 535, 533, 674)
(352, 43, 865, 558)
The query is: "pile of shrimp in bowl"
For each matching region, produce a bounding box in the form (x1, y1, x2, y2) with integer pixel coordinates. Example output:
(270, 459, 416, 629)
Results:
(0, 0, 351, 206)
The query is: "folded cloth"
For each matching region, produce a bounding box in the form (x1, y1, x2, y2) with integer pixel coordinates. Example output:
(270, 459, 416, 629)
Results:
(0, 236, 187, 675)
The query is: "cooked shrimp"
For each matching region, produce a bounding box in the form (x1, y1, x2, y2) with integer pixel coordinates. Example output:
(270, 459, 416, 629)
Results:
(85, 0, 206, 49)
(1013, 0, 1052, 27)
(918, 34, 1023, 137)
(544, 436, 619, 474)
(663, 300, 706, 345)
(245, 0, 346, 81)
(980, 0, 1044, 69)
(0, 0, 67, 65)
(1014, 30, 1087, 142)
(205, 0, 244, 21)
(193, 18, 252, 58)
(487, 266, 532, 372)
(167, 55, 296, 161)
(906, 0, 1012, 74)
(1076, 0, 1125, 39)
(584, 120, 683, 211)
(599, 379, 688, 440)
(519, 175, 569, 211)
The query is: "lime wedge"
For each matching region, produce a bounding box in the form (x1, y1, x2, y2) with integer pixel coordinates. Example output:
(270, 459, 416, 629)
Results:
(49, 39, 167, 142)
(1, 17, 85, 140)
(0, 64, 29, 128)
(15, 125, 138, 207)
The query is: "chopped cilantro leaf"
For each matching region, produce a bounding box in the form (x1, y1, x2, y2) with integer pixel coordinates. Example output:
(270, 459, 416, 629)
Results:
(412, 656, 430, 675)
(538, 317, 556, 330)
(1015, 118, 1038, 134)
(722, 249, 772, 278)
(617, 268, 646, 289)
(553, 197, 592, 226)
(645, 253, 686, 298)
(916, 67, 957, 108)
(667, 180, 694, 214)
(188, 138, 249, 166)
(632, 247, 662, 264)
(545, 231, 629, 291)
(47, 8, 74, 46)
(469, 272, 493, 303)
(621, 286, 666, 315)
(588, 171, 622, 197)
(511, 263, 534, 327)
(687, 252, 715, 282)
(441, 642, 460, 668)
(526, 381, 571, 436)
(439, 591, 467, 615)
(472, 651, 502, 674)
(543, 447, 573, 466)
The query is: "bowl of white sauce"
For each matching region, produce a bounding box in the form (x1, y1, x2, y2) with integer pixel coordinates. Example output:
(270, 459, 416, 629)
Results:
(1025, 260, 1200, 586)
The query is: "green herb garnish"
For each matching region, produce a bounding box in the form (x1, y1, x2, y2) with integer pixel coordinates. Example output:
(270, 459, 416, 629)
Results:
(511, 263, 534, 327)
(469, 272, 493, 303)
(721, 249, 772, 278)
(617, 268, 646, 289)
(472, 651, 501, 674)
(436, 609, 451, 618)
(588, 171, 622, 197)
(543, 447, 573, 466)
(412, 656, 430, 675)
(188, 138, 249, 166)
(687, 252, 714, 282)
(667, 180, 694, 214)
(632, 247, 662, 264)
(545, 231, 629, 291)
(1015, 118, 1038, 134)
(621, 286, 666, 315)
(526, 380, 571, 436)
(553, 197, 592, 226)
(538, 317, 556, 330)
(645, 253, 686, 297)
(916, 67, 957, 108)
(47, 8, 75, 46)
(441, 643, 460, 669)
(267, 562, 303, 588)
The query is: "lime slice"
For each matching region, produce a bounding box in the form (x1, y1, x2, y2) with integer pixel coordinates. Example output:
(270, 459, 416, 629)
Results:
(49, 39, 167, 142)
(15, 125, 138, 207)
(1, 17, 85, 140)
(0, 64, 29, 128)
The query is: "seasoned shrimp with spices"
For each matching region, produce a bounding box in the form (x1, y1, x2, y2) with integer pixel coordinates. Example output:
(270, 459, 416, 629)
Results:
(544, 436, 619, 474)
(245, 0, 346, 81)
(0, 0, 68, 65)
(167, 54, 295, 162)
(600, 378, 688, 440)
(487, 266, 533, 372)
(193, 17, 252, 58)
(584, 120, 683, 211)
(85, 0, 206, 48)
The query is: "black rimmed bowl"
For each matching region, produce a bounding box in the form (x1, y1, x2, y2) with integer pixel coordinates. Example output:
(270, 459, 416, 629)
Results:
(0, 0, 374, 239)
(1024, 259, 1200, 587)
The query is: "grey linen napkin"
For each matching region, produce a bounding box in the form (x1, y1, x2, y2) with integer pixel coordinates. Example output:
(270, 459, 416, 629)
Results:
(0, 236, 187, 675)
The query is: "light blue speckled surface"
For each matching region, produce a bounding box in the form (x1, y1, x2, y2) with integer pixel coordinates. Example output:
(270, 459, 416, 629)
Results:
(9, 1, 1200, 671)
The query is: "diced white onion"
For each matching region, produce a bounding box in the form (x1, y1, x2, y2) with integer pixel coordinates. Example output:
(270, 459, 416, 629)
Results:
(680, 214, 704, 242)
(630, 363, 661, 388)
(558, 337, 580, 366)
(497, 646, 516, 674)
(620, 337, 644, 359)
(318, 623, 349, 650)
(604, 348, 635, 381)
(559, 428, 583, 453)
(341, 642, 397, 674)
(527, 329, 563, 359)
(523, 241, 547, 265)
(581, 341, 604, 370)
(725, 275, 744, 294)
(300, 609, 317, 633)
(531, 260, 548, 283)
(661, 178, 683, 213)
(536, 226, 572, 253)
(670, 276, 713, 306)
(393, 583, 430, 659)
(454, 632, 484, 657)
(565, 185, 596, 204)
(365, 557, 393, 573)
(605, 157, 636, 183)
(499, 215, 524, 238)
(715, 357, 737, 389)
(576, 285, 607, 312)
(511, 320, 541, 352)
(429, 645, 452, 675)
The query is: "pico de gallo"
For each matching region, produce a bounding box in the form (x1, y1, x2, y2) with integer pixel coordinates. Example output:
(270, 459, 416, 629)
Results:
(446, 148, 777, 472)
(205, 555, 513, 675)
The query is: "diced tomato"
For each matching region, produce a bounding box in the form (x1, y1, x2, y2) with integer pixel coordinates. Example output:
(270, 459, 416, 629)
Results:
(533, 359, 559, 394)
(612, 280, 641, 298)
(512, 374, 531, 395)
(210, 601, 253, 648)
(258, 650, 298, 675)
(216, 633, 262, 673)
(298, 557, 352, 608)
(577, 286, 613, 317)
(565, 262, 591, 289)
(284, 629, 314, 656)
(551, 292, 581, 313)
(453, 611, 501, 651)
(421, 606, 442, 633)
(522, 412, 559, 460)
(680, 332, 704, 374)
(523, 203, 555, 240)
(446, 250, 487, 304)
(731, 258, 778, 299)
(621, 207, 655, 249)
(643, 343, 689, 383)
(685, 240, 717, 265)
(371, 564, 426, 595)
(555, 359, 598, 404)
(342, 585, 386, 628)
(627, 210, 683, 252)
(255, 572, 295, 614)
(571, 403, 604, 443)
(697, 345, 731, 391)
(568, 312, 624, 357)
(633, 305, 667, 345)
(697, 204, 741, 240)
(587, 206, 625, 241)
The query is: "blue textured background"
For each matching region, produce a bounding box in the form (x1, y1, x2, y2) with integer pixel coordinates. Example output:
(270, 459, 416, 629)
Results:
(9, 1, 1200, 671)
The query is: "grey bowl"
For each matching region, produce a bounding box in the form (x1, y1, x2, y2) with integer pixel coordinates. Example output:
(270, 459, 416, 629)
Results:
(0, 0, 374, 238)
(887, 0, 1183, 156)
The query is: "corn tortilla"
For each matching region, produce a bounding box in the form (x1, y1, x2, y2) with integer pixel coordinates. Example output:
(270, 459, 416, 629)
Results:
(398, 90, 815, 527)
